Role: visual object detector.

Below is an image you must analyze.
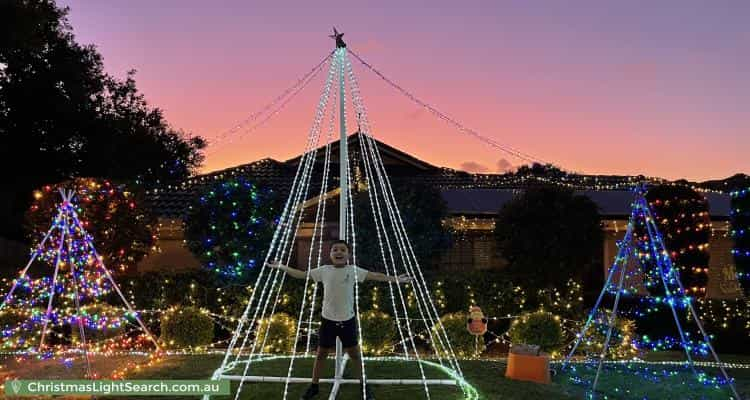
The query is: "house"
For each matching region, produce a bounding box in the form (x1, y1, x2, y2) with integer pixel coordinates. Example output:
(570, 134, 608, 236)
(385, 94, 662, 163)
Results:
(140, 133, 742, 299)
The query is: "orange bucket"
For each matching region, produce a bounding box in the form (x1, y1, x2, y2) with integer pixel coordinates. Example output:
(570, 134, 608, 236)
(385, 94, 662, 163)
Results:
(504, 352, 551, 384)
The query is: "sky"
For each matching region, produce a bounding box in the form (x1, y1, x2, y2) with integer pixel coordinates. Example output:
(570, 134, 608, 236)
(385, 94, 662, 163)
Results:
(59, 0, 749, 181)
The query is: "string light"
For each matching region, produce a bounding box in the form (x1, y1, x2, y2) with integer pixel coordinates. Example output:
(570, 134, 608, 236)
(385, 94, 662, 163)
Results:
(561, 185, 741, 399)
(0, 189, 161, 380)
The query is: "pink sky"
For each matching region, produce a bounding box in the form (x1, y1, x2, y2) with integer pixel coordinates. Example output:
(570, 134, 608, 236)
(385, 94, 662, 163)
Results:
(60, 1, 749, 181)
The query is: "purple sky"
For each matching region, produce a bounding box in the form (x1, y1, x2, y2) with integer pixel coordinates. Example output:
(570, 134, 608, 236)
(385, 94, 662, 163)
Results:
(60, 0, 749, 180)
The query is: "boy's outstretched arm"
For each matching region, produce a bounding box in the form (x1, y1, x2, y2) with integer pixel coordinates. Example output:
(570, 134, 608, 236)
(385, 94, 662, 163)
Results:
(266, 261, 307, 279)
(365, 271, 413, 283)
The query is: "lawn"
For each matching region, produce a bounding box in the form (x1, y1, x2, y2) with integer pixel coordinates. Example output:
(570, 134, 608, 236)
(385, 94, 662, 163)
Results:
(1, 353, 747, 399)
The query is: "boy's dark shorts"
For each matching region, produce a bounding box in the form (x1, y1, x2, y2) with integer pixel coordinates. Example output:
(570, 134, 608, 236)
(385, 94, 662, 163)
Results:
(319, 317, 358, 349)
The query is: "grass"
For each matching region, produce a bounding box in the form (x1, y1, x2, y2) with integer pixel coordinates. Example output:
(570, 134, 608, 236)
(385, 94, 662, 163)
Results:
(1, 353, 748, 399)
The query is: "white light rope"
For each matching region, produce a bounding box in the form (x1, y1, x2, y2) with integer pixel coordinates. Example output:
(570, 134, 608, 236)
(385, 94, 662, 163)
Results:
(360, 129, 450, 368)
(347, 63, 451, 369)
(344, 55, 433, 399)
(254, 56, 335, 346)
(283, 59, 340, 399)
(237, 91, 324, 376)
(352, 99, 412, 360)
(345, 111, 371, 399)
(305, 75, 338, 356)
(233, 54, 336, 400)
(229, 54, 338, 365)
(347, 57, 463, 377)
(365, 135, 466, 378)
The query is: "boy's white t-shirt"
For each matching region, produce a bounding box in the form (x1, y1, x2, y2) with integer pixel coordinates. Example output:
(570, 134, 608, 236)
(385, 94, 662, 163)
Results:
(309, 264, 369, 322)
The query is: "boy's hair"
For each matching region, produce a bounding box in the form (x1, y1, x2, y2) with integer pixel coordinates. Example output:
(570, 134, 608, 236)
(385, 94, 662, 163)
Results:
(330, 239, 350, 250)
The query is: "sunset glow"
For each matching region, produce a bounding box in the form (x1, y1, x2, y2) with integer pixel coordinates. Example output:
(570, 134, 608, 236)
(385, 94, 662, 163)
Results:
(60, 0, 749, 181)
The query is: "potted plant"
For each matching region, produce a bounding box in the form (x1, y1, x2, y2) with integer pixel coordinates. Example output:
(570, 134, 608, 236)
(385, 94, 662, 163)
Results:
(505, 311, 563, 384)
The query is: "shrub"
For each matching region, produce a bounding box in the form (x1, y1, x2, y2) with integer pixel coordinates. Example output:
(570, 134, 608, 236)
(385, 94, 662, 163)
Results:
(576, 309, 637, 360)
(160, 306, 214, 349)
(359, 310, 396, 356)
(433, 312, 484, 358)
(184, 177, 279, 281)
(255, 312, 296, 354)
(508, 311, 563, 354)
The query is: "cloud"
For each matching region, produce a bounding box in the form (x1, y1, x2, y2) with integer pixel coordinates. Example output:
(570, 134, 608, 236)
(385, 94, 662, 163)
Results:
(459, 161, 490, 173)
(496, 158, 515, 173)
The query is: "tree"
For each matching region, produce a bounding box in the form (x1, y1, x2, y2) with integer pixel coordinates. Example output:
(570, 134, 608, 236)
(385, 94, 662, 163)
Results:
(353, 181, 451, 272)
(184, 178, 280, 280)
(494, 186, 603, 290)
(0, 0, 205, 241)
(24, 178, 156, 274)
(643, 185, 711, 296)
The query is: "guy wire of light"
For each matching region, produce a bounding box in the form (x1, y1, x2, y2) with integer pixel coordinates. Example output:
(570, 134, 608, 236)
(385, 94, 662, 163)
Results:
(208, 51, 334, 154)
(348, 49, 549, 167)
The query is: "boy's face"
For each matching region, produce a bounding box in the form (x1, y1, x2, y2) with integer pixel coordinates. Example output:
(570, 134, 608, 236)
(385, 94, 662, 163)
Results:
(329, 243, 349, 265)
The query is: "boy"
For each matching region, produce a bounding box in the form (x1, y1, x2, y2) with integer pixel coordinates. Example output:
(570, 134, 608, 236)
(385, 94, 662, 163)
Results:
(267, 239, 412, 400)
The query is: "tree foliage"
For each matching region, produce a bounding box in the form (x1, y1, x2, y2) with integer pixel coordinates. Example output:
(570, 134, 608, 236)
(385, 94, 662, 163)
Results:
(494, 187, 603, 290)
(0, 0, 205, 240)
(353, 181, 451, 272)
(24, 178, 156, 273)
(644, 185, 711, 295)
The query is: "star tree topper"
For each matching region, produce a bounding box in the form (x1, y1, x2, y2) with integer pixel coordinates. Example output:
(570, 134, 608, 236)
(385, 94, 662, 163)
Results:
(330, 27, 346, 48)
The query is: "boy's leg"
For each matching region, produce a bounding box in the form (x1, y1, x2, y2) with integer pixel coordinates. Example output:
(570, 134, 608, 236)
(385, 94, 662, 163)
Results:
(345, 346, 374, 399)
(312, 347, 332, 384)
(343, 346, 363, 382)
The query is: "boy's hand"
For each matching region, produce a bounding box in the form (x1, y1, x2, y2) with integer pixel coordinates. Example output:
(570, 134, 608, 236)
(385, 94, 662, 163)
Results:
(266, 262, 283, 270)
(396, 274, 413, 283)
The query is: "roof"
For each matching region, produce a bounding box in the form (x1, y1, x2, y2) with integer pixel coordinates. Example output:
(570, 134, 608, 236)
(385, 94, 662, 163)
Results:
(440, 189, 732, 219)
(146, 133, 732, 220)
